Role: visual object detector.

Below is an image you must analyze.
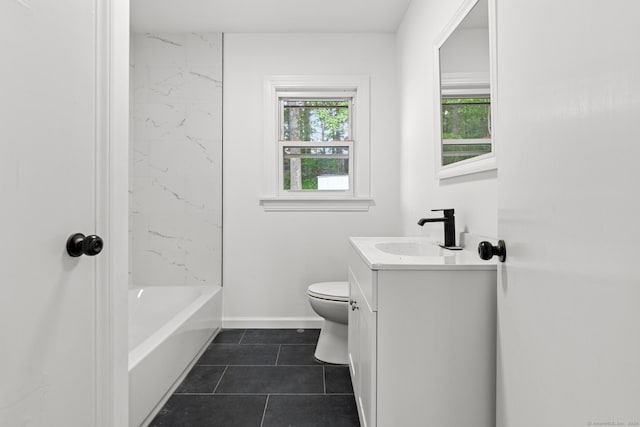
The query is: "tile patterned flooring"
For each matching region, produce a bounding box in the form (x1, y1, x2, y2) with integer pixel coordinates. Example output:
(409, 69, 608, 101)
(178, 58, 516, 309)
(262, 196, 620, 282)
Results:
(150, 329, 361, 427)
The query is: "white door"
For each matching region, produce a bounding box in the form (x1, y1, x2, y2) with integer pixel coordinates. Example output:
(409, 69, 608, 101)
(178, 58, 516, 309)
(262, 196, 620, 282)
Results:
(496, 1, 640, 426)
(0, 1, 125, 425)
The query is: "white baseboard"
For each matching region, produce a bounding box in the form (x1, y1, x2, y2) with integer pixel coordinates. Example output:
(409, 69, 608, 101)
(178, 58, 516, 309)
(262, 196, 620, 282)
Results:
(222, 317, 324, 329)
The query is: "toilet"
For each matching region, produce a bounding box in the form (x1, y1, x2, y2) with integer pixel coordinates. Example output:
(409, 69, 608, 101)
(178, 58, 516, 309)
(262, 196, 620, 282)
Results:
(307, 281, 349, 364)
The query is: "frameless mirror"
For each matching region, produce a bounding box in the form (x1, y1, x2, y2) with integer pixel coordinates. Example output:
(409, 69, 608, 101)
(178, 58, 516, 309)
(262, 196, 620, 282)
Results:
(435, 0, 496, 178)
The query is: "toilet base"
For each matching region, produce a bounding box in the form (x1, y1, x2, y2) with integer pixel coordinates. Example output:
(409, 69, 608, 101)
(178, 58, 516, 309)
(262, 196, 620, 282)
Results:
(314, 319, 348, 364)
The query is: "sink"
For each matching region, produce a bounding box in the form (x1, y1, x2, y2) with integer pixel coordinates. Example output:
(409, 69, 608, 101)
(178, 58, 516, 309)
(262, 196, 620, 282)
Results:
(374, 241, 447, 257)
(350, 237, 496, 270)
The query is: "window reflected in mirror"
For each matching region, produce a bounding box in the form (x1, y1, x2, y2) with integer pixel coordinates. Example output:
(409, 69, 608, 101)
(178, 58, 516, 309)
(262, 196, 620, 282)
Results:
(441, 96, 491, 165)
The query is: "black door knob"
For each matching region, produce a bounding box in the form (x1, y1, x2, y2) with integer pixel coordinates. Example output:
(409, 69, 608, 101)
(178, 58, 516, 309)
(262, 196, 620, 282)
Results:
(478, 240, 506, 262)
(66, 233, 104, 257)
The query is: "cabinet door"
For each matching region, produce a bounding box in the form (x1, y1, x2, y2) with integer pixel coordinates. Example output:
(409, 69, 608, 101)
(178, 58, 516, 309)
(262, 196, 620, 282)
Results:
(349, 266, 377, 427)
(358, 296, 377, 427)
(348, 268, 361, 395)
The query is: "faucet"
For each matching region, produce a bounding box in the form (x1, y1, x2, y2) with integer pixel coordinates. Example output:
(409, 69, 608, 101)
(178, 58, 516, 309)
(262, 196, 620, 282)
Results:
(417, 209, 459, 249)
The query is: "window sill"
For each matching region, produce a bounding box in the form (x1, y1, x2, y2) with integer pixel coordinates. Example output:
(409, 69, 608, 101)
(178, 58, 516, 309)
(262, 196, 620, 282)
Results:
(438, 154, 497, 179)
(259, 197, 373, 212)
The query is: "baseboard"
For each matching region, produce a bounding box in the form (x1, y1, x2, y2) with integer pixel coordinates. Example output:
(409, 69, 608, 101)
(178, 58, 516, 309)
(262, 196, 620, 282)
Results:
(222, 317, 324, 329)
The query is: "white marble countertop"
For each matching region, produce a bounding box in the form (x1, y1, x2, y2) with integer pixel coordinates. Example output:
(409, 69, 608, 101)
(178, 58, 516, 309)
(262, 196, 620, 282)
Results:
(349, 236, 498, 271)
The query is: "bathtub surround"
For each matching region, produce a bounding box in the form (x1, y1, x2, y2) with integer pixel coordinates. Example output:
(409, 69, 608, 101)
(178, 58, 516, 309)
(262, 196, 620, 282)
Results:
(130, 32, 223, 288)
(129, 33, 224, 425)
(150, 329, 359, 427)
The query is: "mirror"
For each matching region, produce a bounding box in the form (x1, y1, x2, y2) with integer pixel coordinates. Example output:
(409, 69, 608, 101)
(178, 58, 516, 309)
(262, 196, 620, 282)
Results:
(435, 0, 496, 178)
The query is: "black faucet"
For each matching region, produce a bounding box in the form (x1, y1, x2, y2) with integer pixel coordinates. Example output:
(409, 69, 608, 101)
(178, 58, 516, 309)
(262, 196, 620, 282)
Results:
(417, 209, 458, 249)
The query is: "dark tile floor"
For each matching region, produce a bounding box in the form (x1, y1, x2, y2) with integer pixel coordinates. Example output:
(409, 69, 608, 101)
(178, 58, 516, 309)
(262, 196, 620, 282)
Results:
(150, 328, 361, 427)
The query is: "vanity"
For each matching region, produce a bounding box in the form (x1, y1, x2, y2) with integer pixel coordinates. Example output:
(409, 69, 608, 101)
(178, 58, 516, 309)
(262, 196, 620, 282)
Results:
(347, 237, 497, 427)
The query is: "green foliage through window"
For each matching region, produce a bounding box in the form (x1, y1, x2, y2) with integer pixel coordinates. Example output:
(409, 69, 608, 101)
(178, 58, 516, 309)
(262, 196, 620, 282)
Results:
(441, 97, 490, 139)
(282, 100, 350, 141)
(442, 96, 491, 165)
(282, 147, 349, 190)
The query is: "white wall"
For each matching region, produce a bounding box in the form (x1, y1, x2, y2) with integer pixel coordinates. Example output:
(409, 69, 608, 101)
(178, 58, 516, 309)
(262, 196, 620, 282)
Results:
(440, 27, 490, 75)
(223, 33, 401, 326)
(130, 33, 223, 288)
(397, 0, 498, 240)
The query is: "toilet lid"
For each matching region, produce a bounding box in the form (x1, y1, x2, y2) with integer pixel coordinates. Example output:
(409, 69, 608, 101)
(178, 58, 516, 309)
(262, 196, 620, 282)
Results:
(308, 281, 349, 302)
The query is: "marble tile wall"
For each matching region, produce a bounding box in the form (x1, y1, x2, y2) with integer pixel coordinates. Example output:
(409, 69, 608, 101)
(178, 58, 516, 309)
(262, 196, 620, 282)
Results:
(130, 33, 222, 288)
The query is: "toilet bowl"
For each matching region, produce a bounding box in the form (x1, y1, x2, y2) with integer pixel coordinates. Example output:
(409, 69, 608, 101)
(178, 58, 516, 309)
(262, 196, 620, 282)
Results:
(307, 281, 349, 364)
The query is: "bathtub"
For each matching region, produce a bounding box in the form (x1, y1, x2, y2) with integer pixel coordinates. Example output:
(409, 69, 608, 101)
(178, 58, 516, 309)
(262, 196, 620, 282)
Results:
(128, 285, 222, 427)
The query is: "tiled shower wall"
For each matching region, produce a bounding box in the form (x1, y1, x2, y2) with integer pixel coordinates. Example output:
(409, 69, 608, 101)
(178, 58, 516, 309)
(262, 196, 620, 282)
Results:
(130, 33, 222, 288)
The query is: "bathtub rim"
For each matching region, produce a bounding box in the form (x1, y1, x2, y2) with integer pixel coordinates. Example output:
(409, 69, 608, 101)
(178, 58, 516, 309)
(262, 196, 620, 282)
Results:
(128, 285, 221, 372)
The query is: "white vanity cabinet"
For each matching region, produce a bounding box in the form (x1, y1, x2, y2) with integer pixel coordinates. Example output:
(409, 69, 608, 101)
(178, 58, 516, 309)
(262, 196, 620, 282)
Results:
(347, 238, 497, 427)
(348, 251, 377, 427)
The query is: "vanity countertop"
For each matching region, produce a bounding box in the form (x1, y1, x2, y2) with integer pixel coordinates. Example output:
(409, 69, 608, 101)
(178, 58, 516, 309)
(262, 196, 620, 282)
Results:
(349, 236, 498, 271)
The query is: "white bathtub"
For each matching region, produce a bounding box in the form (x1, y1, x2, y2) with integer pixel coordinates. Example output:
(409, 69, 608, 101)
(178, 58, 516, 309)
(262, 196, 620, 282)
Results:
(128, 285, 222, 427)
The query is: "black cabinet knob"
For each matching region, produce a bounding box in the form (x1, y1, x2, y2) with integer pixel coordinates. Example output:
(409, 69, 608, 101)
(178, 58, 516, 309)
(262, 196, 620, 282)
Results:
(478, 240, 506, 262)
(66, 233, 104, 257)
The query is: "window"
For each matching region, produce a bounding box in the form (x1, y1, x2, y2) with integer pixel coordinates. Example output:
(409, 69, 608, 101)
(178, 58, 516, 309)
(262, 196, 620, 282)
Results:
(280, 97, 353, 192)
(261, 76, 371, 211)
(435, 70, 496, 178)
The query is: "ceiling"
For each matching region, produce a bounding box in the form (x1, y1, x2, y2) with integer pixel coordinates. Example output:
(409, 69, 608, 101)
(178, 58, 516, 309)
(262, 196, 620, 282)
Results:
(131, 0, 413, 33)
(459, 0, 488, 29)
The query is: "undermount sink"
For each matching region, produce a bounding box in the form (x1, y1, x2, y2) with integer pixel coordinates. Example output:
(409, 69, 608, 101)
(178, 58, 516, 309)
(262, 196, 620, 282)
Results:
(374, 241, 448, 257)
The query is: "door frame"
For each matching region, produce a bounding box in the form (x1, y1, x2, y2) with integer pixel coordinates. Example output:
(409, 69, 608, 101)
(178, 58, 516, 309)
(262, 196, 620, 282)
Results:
(95, 0, 129, 425)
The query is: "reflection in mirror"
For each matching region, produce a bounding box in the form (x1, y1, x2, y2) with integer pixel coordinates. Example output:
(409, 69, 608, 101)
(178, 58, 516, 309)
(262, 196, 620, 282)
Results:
(435, 0, 495, 177)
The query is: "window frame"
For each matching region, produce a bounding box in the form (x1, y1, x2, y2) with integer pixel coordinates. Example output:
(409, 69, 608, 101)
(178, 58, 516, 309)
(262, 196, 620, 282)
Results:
(278, 92, 355, 196)
(261, 76, 372, 211)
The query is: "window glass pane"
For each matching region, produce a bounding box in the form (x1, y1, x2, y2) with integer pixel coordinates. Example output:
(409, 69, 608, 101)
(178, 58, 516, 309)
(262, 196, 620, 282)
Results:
(441, 96, 491, 165)
(282, 100, 350, 141)
(441, 97, 491, 139)
(442, 142, 492, 165)
(283, 146, 349, 190)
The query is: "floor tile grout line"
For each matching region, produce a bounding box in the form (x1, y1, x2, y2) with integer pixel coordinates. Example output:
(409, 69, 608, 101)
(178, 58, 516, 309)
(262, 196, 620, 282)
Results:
(209, 343, 282, 346)
(259, 394, 270, 427)
(211, 365, 228, 394)
(274, 345, 281, 365)
(196, 364, 331, 367)
(211, 343, 325, 347)
(323, 365, 327, 395)
(172, 392, 355, 396)
(238, 328, 248, 344)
